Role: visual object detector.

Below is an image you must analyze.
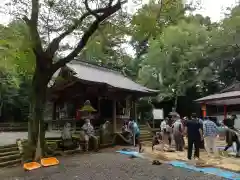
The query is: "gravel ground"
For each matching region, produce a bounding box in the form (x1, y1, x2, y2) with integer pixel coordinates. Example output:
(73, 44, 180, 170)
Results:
(0, 152, 226, 180)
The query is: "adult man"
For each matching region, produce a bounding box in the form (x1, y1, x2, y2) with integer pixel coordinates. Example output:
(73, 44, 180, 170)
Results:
(129, 119, 142, 152)
(172, 113, 184, 151)
(197, 117, 205, 149)
(203, 117, 218, 157)
(82, 119, 99, 151)
(185, 113, 203, 160)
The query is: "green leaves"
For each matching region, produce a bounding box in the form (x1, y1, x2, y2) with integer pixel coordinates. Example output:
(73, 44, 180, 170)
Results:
(0, 20, 33, 119)
(140, 17, 213, 101)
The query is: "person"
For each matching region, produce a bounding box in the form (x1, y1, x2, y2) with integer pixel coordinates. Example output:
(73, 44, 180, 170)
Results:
(121, 120, 131, 140)
(160, 118, 170, 145)
(82, 119, 99, 151)
(62, 122, 72, 140)
(182, 117, 188, 147)
(223, 115, 240, 157)
(152, 132, 163, 151)
(172, 113, 184, 151)
(60, 122, 80, 150)
(166, 120, 173, 146)
(100, 121, 110, 144)
(198, 117, 205, 149)
(129, 119, 142, 152)
(203, 117, 219, 157)
(185, 113, 203, 160)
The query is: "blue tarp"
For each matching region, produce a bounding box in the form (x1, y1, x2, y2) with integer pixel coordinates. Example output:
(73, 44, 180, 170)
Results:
(116, 150, 240, 179)
(170, 161, 240, 180)
(116, 150, 144, 158)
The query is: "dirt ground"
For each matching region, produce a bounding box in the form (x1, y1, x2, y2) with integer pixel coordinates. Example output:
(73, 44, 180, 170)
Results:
(143, 143, 240, 172)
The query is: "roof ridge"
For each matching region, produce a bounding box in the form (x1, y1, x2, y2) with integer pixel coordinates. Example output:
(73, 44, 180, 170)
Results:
(69, 59, 124, 76)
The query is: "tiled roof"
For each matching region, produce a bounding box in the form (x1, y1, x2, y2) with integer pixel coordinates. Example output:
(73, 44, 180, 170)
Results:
(195, 91, 240, 102)
(52, 60, 158, 94)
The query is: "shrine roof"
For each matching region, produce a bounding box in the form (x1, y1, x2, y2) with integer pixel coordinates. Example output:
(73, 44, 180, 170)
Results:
(195, 91, 240, 105)
(50, 60, 158, 95)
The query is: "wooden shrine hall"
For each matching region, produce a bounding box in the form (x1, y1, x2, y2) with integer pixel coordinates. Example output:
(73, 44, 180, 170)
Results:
(195, 81, 240, 128)
(44, 60, 158, 132)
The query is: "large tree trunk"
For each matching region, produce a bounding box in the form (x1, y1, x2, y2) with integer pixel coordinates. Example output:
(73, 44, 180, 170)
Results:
(28, 65, 49, 161)
(173, 96, 178, 112)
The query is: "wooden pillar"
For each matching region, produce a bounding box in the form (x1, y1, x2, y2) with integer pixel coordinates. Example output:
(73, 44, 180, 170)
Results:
(112, 99, 117, 133)
(133, 100, 137, 121)
(201, 103, 207, 118)
(224, 105, 227, 119)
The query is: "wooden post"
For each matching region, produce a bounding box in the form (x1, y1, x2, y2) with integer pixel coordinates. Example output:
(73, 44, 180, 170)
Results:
(201, 103, 207, 117)
(224, 105, 227, 119)
(112, 100, 117, 133)
(133, 100, 137, 121)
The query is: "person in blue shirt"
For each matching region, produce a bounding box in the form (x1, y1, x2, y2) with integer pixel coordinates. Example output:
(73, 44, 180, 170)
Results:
(129, 119, 142, 152)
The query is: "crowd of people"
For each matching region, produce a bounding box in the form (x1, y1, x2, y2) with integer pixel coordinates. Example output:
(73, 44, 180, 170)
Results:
(153, 112, 240, 160)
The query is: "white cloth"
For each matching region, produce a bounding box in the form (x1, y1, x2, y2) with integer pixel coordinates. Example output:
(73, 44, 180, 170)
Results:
(160, 120, 167, 131)
(204, 136, 218, 156)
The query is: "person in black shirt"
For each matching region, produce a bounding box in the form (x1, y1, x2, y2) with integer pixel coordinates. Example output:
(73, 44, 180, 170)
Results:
(223, 114, 240, 157)
(185, 113, 203, 160)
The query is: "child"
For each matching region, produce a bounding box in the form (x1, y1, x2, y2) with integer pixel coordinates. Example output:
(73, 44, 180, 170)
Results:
(152, 132, 163, 151)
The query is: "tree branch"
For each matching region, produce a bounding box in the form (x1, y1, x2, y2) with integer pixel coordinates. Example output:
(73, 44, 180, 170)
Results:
(31, 0, 39, 27)
(45, 0, 123, 59)
(24, 0, 44, 58)
(51, 0, 127, 71)
(84, 0, 100, 19)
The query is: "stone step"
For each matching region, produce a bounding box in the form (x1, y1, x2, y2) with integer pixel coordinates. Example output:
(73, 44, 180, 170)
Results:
(0, 154, 21, 162)
(0, 147, 19, 154)
(0, 151, 20, 157)
(140, 130, 151, 135)
(139, 127, 149, 130)
(140, 136, 153, 142)
(140, 133, 152, 137)
(0, 158, 21, 168)
(141, 141, 152, 145)
(0, 144, 18, 149)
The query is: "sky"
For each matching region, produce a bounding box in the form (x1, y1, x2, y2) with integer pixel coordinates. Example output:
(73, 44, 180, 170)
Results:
(0, 0, 238, 57)
(0, 0, 239, 24)
(191, 0, 238, 22)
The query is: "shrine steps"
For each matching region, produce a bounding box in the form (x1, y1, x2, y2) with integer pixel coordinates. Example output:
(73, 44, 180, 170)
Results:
(0, 144, 21, 168)
(139, 125, 153, 143)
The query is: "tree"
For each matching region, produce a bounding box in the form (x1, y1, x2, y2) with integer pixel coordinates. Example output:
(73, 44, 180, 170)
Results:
(0, 20, 34, 120)
(125, 0, 193, 80)
(139, 19, 214, 109)
(206, 5, 240, 85)
(3, 0, 127, 160)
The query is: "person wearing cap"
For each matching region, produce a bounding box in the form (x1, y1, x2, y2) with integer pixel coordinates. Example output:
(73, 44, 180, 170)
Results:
(172, 112, 184, 151)
(185, 113, 203, 160)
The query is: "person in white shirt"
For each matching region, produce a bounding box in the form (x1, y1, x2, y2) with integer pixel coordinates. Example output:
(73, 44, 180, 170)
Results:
(161, 118, 170, 145)
(160, 118, 167, 132)
(172, 113, 184, 151)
